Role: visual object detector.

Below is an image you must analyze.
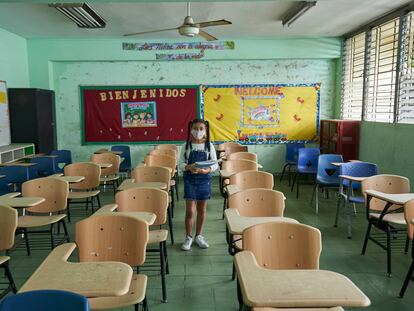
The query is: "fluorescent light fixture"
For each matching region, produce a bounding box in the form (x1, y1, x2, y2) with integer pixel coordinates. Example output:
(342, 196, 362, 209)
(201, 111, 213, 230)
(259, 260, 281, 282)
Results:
(49, 3, 106, 28)
(282, 1, 317, 27)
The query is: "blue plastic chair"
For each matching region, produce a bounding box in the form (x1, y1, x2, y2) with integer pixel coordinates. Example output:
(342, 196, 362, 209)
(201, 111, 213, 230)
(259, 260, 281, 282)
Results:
(311, 154, 344, 213)
(51, 150, 72, 173)
(335, 162, 378, 238)
(0, 166, 32, 192)
(30, 156, 57, 176)
(111, 145, 132, 176)
(291, 148, 320, 199)
(0, 290, 90, 311)
(280, 143, 304, 186)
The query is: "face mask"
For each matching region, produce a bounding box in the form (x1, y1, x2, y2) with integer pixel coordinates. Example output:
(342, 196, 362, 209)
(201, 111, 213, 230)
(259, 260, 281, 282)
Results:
(191, 129, 206, 140)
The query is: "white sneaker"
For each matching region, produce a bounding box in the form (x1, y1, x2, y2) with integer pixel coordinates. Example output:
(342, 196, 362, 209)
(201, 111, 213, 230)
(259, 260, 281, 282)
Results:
(181, 236, 193, 251)
(194, 235, 209, 249)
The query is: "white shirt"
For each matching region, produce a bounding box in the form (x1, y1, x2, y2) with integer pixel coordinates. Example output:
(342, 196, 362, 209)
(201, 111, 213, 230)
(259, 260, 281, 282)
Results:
(179, 142, 218, 172)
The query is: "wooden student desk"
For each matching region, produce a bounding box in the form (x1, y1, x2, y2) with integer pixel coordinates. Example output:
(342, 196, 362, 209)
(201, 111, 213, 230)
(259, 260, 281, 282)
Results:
(48, 174, 85, 183)
(94, 149, 123, 155)
(0, 194, 45, 208)
(365, 190, 414, 206)
(92, 204, 157, 225)
(19, 243, 133, 297)
(225, 208, 298, 235)
(235, 251, 371, 309)
(117, 179, 167, 192)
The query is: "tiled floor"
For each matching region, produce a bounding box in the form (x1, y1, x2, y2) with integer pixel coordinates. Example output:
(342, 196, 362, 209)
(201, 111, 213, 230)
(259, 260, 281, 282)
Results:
(3, 176, 414, 310)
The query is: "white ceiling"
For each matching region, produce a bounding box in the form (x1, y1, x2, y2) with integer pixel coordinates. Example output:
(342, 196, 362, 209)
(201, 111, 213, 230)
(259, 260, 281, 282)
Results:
(0, 0, 411, 39)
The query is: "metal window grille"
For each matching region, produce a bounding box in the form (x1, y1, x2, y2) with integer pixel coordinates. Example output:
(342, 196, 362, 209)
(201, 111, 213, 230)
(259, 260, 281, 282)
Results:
(364, 18, 400, 123)
(397, 12, 414, 123)
(341, 33, 366, 120)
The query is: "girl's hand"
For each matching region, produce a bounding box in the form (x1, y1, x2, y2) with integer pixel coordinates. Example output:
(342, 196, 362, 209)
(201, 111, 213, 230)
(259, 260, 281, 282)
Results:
(197, 167, 211, 174)
(186, 163, 199, 174)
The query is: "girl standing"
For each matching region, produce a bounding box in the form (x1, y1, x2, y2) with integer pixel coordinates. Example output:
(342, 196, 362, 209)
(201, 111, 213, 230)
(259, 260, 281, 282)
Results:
(179, 118, 218, 251)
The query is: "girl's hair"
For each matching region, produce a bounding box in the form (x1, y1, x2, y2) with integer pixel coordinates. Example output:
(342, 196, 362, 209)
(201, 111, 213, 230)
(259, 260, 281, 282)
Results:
(184, 118, 211, 160)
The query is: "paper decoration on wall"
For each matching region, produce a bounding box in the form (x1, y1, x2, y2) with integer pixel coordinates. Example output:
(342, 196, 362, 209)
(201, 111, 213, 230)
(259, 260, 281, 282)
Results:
(81, 85, 200, 144)
(156, 50, 205, 61)
(123, 41, 235, 51)
(201, 84, 320, 144)
(0, 80, 11, 147)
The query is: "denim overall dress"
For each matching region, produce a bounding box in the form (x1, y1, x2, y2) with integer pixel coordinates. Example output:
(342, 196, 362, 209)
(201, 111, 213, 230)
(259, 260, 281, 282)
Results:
(183, 143, 212, 201)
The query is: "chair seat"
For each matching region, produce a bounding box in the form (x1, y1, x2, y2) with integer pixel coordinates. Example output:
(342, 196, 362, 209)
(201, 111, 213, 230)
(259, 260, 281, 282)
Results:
(148, 229, 169, 244)
(233, 234, 242, 250)
(369, 212, 406, 225)
(316, 177, 339, 186)
(0, 256, 10, 265)
(297, 167, 317, 174)
(343, 195, 364, 204)
(88, 274, 147, 310)
(18, 214, 66, 228)
(100, 175, 120, 183)
(223, 179, 230, 185)
(68, 190, 100, 199)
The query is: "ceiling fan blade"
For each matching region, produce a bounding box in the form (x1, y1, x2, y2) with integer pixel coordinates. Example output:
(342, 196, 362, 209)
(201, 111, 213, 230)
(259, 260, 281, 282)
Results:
(197, 19, 232, 28)
(198, 30, 218, 41)
(124, 27, 179, 37)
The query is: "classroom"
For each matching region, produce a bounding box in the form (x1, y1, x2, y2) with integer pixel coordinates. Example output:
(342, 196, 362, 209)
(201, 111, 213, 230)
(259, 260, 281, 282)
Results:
(0, 0, 413, 310)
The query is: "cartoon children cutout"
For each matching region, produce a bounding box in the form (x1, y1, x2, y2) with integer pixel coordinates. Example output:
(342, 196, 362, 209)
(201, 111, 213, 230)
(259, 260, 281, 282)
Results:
(132, 113, 140, 126)
(146, 112, 154, 125)
(123, 113, 132, 127)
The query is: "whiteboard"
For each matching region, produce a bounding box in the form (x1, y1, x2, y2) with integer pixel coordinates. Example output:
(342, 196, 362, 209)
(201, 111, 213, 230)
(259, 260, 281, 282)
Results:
(0, 80, 11, 146)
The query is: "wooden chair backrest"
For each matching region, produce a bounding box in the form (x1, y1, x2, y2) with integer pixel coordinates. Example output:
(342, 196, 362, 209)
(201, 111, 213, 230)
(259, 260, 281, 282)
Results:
(404, 200, 414, 241)
(144, 154, 175, 173)
(22, 178, 69, 213)
(227, 152, 257, 162)
(243, 222, 321, 270)
(218, 142, 240, 157)
(91, 153, 120, 176)
(225, 145, 248, 156)
(116, 187, 169, 226)
(228, 188, 285, 217)
(0, 205, 18, 251)
(361, 174, 410, 212)
(76, 214, 148, 266)
(222, 159, 258, 174)
(229, 170, 273, 190)
(133, 166, 171, 189)
(155, 144, 179, 152)
(149, 149, 177, 159)
(64, 162, 101, 190)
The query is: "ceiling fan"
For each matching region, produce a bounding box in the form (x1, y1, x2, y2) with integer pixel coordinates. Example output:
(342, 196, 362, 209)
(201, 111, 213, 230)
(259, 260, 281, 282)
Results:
(124, 2, 232, 41)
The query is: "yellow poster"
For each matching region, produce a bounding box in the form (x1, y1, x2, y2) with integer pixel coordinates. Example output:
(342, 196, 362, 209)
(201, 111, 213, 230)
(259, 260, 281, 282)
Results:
(202, 84, 320, 144)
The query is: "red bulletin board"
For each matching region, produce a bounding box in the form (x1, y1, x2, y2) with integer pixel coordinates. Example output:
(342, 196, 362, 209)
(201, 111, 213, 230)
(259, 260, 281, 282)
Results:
(80, 85, 200, 144)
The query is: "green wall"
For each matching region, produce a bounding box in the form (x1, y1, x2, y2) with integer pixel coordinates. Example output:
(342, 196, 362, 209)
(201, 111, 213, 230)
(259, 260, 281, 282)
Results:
(0, 28, 29, 87)
(26, 37, 342, 172)
(359, 122, 414, 183)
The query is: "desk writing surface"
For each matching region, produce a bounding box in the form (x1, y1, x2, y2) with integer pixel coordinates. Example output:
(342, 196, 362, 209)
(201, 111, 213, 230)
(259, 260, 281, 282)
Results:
(92, 210, 156, 225)
(364, 190, 414, 205)
(0, 175, 5, 179)
(226, 184, 241, 197)
(225, 209, 298, 235)
(49, 175, 85, 183)
(19, 243, 132, 297)
(235, 251, 371, 308)
(0, 162, 37, 167)
(339, 175, 367, 182)
(0, 196, 45, 208)
(117, 180, 167, 191)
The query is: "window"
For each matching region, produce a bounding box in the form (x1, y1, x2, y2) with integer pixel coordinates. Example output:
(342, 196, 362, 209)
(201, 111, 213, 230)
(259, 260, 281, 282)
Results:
(364, 18, 400, 123)
(397, 12, 414, 123)
(341, 33, 366, 120)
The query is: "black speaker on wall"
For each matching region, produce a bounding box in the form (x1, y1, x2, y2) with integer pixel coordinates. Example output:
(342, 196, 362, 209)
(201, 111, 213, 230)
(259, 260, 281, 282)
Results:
(8, 88, 57, 154)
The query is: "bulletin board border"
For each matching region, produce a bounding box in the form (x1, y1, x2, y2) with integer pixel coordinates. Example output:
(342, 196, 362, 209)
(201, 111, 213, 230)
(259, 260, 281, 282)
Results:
(80, 84, 201, 145)
(200, 83, 321, 144)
